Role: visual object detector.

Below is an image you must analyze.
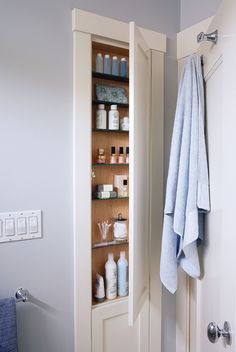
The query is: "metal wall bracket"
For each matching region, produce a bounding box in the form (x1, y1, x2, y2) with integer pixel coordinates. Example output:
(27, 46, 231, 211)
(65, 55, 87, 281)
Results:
(197, 30, 218, 44)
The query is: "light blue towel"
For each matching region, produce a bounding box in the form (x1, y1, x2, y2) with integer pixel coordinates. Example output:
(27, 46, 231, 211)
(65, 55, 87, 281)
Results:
(0, 298, 18, 352)
(160, 54, 210, 293)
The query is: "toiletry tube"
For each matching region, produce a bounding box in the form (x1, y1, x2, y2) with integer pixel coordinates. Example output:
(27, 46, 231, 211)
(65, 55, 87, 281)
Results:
(94, 273, 105, 302)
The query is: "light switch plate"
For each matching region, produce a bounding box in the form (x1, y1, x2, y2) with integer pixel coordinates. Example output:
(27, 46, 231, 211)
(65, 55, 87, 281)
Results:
(0, 210, 42, 243)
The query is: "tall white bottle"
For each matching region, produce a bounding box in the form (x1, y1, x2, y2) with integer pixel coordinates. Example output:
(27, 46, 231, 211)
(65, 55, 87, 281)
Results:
(105, 253, 117, 299)
(117, 251, 128, 296)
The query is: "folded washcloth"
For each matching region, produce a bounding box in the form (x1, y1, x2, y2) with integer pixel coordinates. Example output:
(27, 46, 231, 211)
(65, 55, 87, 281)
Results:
(160, 54, 210, 293)
(0, 298, 18, 352)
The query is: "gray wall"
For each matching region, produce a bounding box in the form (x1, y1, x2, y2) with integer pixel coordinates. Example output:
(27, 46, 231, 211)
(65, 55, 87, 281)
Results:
(180, 0, 221, 30)
(0, 1, 179, 351)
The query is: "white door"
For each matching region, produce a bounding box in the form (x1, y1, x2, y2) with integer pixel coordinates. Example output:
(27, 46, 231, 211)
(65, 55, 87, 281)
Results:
(190, 0, 236, 350)
(129, 22, 151, 325)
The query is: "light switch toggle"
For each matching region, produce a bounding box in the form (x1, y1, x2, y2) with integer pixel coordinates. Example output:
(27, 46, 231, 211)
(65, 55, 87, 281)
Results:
(17, 218, 27, 235)
(29, 216, 38, 234)
(5, 218, 15, 236)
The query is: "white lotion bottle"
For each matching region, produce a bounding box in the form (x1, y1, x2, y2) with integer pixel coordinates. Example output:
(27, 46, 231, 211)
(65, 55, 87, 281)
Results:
(105, 253, 117, 299)
(117, 251, 128, 296)
(108, 105, 119, 130)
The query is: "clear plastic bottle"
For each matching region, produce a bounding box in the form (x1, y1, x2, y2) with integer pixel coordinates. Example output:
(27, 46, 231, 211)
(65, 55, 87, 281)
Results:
(105, 253, 117, 299)
(117, 251, 128, 296)
(120, 57, 127, 77)
(112, 56, 119, 76)
(108, 105, 119, 130)
(104, 54, 111, 74)
(96, 53, 103, 73)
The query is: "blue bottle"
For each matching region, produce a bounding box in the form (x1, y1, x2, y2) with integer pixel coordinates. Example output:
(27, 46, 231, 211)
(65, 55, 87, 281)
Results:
(117, 251, 128, 296)
(104, 54, 111, 74)
(96, 53, 103, 73)
(120, 58, 127, 77)
(112, 56, 119, 76)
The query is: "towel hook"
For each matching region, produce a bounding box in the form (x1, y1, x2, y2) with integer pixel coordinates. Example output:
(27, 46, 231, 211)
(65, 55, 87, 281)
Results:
(15, 288, 29, 303)
(197, 30, 218, 44)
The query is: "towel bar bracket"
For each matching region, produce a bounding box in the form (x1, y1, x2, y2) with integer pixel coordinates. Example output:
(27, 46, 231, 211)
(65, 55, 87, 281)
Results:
(15, 288, 29, 303)
(197, 30, 218, 44)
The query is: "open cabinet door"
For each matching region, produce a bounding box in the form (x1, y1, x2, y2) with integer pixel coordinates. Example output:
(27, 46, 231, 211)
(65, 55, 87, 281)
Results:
(129, 22, 151, 326)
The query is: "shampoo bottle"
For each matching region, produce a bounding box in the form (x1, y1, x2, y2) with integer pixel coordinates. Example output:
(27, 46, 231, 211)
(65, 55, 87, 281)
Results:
(105, 253, 117, 299)
(117, 251, 128, 296)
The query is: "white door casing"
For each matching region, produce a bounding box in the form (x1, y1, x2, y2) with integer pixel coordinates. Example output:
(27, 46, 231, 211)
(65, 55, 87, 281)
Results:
(177, 0, 236, 351)
(129, 22, 151, 326)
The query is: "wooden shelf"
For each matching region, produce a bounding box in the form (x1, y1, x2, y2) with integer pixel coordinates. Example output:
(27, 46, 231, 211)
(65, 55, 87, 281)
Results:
(92, 295, 128, 308)
(92, 196, 129, 201)
(92, 128, 129, 134)
(92, 240, 129, 249)
(92, 163, 129, 167)
(92, 71, 129, 83)
(92, 100, 129, 108)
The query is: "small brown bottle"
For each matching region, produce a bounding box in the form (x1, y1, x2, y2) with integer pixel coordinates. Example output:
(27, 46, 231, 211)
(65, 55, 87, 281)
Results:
(118, 147, 125, 164)
(110, 146, 117, 164)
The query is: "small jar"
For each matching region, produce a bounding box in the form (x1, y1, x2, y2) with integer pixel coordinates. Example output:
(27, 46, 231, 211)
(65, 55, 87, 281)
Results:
(96, 53, 103, 73)
(112, 56, 119, 76)
(113, 213, 128, 241)
(110, 146, 117, 164)
(109, 105, 119, 130)
(120, 58, 127, 77)
(120, 116, 129, 131)
(104, 54, 111, 74)
(118, 146, 125, 164)
(96, 104, 107, 129)
(97, 148, 106, 164)
(125, 146, 129, 164)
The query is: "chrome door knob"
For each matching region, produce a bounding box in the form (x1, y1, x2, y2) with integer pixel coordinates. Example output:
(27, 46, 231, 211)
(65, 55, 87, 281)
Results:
(207, 321, 231, 345)
(207, 322, 221, 343)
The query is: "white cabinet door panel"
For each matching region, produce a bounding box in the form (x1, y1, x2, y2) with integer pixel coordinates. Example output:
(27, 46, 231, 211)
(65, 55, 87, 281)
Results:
(129, 21, 151, 326)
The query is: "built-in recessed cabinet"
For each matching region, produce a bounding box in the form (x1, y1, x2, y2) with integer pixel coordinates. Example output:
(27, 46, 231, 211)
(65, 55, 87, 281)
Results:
(91, 42, 130, 307)
(73, 9, 165, 352)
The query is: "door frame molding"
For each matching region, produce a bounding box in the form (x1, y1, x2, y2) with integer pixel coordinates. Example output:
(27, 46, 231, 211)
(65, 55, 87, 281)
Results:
(72, 9, 166, 53)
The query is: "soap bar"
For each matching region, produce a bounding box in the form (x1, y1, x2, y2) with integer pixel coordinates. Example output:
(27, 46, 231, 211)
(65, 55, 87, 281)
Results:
(96, 184, 114, 192)
(95, 191, 117, 199)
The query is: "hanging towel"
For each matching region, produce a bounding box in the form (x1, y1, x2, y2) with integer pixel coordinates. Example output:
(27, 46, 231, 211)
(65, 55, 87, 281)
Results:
(0, 298, 18, 352)
(160, 54, 210, 294)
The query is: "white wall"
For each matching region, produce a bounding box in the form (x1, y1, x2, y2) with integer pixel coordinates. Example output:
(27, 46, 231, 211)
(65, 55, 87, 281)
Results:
(180, 0, 221, 30)
(0, 1, 179, 351)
